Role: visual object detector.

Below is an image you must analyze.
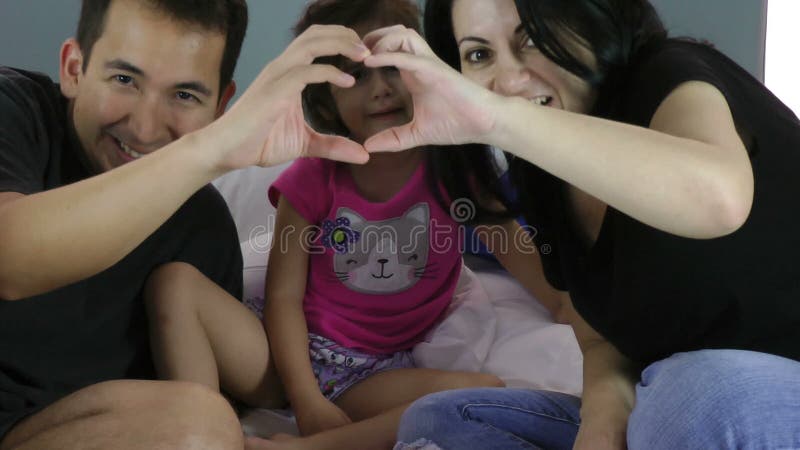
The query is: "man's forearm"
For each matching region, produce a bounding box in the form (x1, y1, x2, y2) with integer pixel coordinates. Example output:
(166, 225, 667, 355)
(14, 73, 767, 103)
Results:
(0, 131, 222, 300)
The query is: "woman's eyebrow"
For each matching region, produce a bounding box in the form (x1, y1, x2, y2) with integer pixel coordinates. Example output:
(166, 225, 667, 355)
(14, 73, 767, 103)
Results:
(457, 36, 490, 46)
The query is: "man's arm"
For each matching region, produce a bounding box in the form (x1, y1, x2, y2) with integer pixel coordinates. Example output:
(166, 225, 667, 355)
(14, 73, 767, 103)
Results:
(0, 25, 372, 301)
(0, 135, 218, 300)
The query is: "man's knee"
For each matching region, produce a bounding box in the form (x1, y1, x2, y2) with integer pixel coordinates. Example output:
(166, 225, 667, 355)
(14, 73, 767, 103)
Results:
(2, 381, 243, 450)
(152, 381, 242, 446)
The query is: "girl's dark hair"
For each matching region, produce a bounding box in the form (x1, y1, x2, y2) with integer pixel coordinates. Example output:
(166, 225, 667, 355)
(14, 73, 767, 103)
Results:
(294, 0, 422, 136)
(423, 0, 667, 225)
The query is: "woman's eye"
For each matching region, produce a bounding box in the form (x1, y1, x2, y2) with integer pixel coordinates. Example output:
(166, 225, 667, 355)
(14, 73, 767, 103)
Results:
(522, 36, 536, 49)
(465, 48, 491, 63)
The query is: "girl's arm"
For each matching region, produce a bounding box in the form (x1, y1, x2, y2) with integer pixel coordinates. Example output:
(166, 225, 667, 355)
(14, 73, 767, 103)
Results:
(478, 219, 565, 320)
(264, 196, 351, 435)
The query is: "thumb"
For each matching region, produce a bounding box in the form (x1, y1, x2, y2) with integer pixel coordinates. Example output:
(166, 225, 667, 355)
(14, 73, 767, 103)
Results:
(307, 133, 370, 164)
(363, 125, 416, 153)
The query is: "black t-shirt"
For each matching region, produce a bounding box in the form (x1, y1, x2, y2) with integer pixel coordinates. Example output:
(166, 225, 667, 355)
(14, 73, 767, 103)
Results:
(0, 67, 243, 431)
(533, 40, 800, 365)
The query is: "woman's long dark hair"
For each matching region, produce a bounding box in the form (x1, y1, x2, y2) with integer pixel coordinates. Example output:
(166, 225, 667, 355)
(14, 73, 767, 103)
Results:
(424, 0, 667, 226)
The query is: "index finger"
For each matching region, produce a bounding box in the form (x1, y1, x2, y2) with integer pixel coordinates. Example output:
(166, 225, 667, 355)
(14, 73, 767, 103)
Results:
(362, 25, 407, 49)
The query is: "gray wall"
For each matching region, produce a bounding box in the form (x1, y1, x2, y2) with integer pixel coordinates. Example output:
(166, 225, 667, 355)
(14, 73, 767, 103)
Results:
(0, 0, 768, 94)
(650, 0, 767, 80)
(0, 0, 310, 101)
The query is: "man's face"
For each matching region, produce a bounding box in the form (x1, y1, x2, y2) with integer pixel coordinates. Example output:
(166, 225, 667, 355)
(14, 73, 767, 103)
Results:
(61, 0, 228, 172)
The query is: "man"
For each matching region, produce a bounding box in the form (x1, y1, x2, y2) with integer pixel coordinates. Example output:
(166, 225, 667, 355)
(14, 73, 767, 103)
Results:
(0, 0, 371, 448)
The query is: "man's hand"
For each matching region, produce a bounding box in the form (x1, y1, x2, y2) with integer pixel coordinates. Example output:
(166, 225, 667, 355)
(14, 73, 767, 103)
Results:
(205, 25, 372, 172)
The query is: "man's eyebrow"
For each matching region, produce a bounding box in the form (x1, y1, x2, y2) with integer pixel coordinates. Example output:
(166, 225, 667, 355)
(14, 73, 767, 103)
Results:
(174, 82, 212, 98)
(104, 59, 145, 75)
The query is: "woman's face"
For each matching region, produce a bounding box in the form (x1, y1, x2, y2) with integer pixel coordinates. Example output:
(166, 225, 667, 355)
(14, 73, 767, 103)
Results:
(451, 0, 596, 113)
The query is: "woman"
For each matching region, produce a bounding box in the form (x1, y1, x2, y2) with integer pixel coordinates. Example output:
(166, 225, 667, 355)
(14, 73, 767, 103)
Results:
(359, 0, 800, 449)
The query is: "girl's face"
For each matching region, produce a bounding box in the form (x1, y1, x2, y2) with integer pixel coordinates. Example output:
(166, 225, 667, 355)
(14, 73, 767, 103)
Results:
(329, 21, 414, 144)
(451, 0, 596, 114)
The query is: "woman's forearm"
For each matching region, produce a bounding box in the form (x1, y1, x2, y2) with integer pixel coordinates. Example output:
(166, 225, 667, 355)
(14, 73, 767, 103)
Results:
(484, 83, 753, 239)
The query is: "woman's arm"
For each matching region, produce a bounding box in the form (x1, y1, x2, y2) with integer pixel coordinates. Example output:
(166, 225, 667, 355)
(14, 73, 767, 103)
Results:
(487, 81, 753, 239)
(264, 196, 351, 435)
(560, 300, 638, 450)
(362, 27, 753, 239)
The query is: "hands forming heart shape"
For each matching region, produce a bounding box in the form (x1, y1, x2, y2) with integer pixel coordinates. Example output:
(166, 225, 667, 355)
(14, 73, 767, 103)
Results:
(210, 24, 499, 172)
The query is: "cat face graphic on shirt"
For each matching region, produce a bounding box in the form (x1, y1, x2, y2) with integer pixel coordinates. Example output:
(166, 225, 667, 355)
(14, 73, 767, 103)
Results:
(331, 203, 431, 295)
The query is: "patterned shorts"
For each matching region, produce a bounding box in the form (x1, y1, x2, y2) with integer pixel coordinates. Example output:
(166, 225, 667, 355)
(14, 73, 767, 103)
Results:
(309, 334, 415, 401)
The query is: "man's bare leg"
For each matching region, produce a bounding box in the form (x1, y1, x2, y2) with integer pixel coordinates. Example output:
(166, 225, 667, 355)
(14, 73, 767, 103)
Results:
(0, 380, 243, 450)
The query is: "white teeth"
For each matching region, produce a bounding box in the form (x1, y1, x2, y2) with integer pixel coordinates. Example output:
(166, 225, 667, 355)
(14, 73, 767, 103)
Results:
(532, 96, 552, 106)
(117, 139, 144, 159)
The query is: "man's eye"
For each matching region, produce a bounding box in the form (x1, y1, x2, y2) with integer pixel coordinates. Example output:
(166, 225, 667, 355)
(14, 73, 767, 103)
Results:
(176, 91, 199, 103)
(114, 75, 133, 85)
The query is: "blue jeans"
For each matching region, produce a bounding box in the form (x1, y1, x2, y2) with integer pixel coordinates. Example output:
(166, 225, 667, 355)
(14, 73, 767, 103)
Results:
(396, 350, 800, 450)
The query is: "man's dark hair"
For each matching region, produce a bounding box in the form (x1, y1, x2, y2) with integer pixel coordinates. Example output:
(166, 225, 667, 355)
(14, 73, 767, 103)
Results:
(76, 0, 248, 96)
(293, 0, 421, 135)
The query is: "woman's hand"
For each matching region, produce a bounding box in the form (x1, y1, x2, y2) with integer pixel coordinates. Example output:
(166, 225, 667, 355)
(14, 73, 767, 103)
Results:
(573, 377, 633, 450)
(361, 25, 499, 152)
(293, 395, 352, 436)
(204, 25, 371, 172)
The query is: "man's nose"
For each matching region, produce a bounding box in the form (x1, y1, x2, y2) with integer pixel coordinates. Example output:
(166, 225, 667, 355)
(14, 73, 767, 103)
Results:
(128, 95, 170, 147)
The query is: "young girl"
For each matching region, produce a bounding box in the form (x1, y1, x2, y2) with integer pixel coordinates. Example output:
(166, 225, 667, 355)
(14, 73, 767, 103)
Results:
(260, 1, 513, 448)
(146, 2, 563, 449)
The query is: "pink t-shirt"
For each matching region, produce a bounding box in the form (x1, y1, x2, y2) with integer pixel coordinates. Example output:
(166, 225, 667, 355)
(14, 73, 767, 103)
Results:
(268, 158, 462, 354)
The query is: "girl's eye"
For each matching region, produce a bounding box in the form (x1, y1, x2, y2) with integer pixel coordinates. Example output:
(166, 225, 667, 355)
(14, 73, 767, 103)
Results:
(346, 259, 358, 265)
(465, 48, 491, 64)
(408, 254, 419, 262)
(348, 67, 365, 81)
